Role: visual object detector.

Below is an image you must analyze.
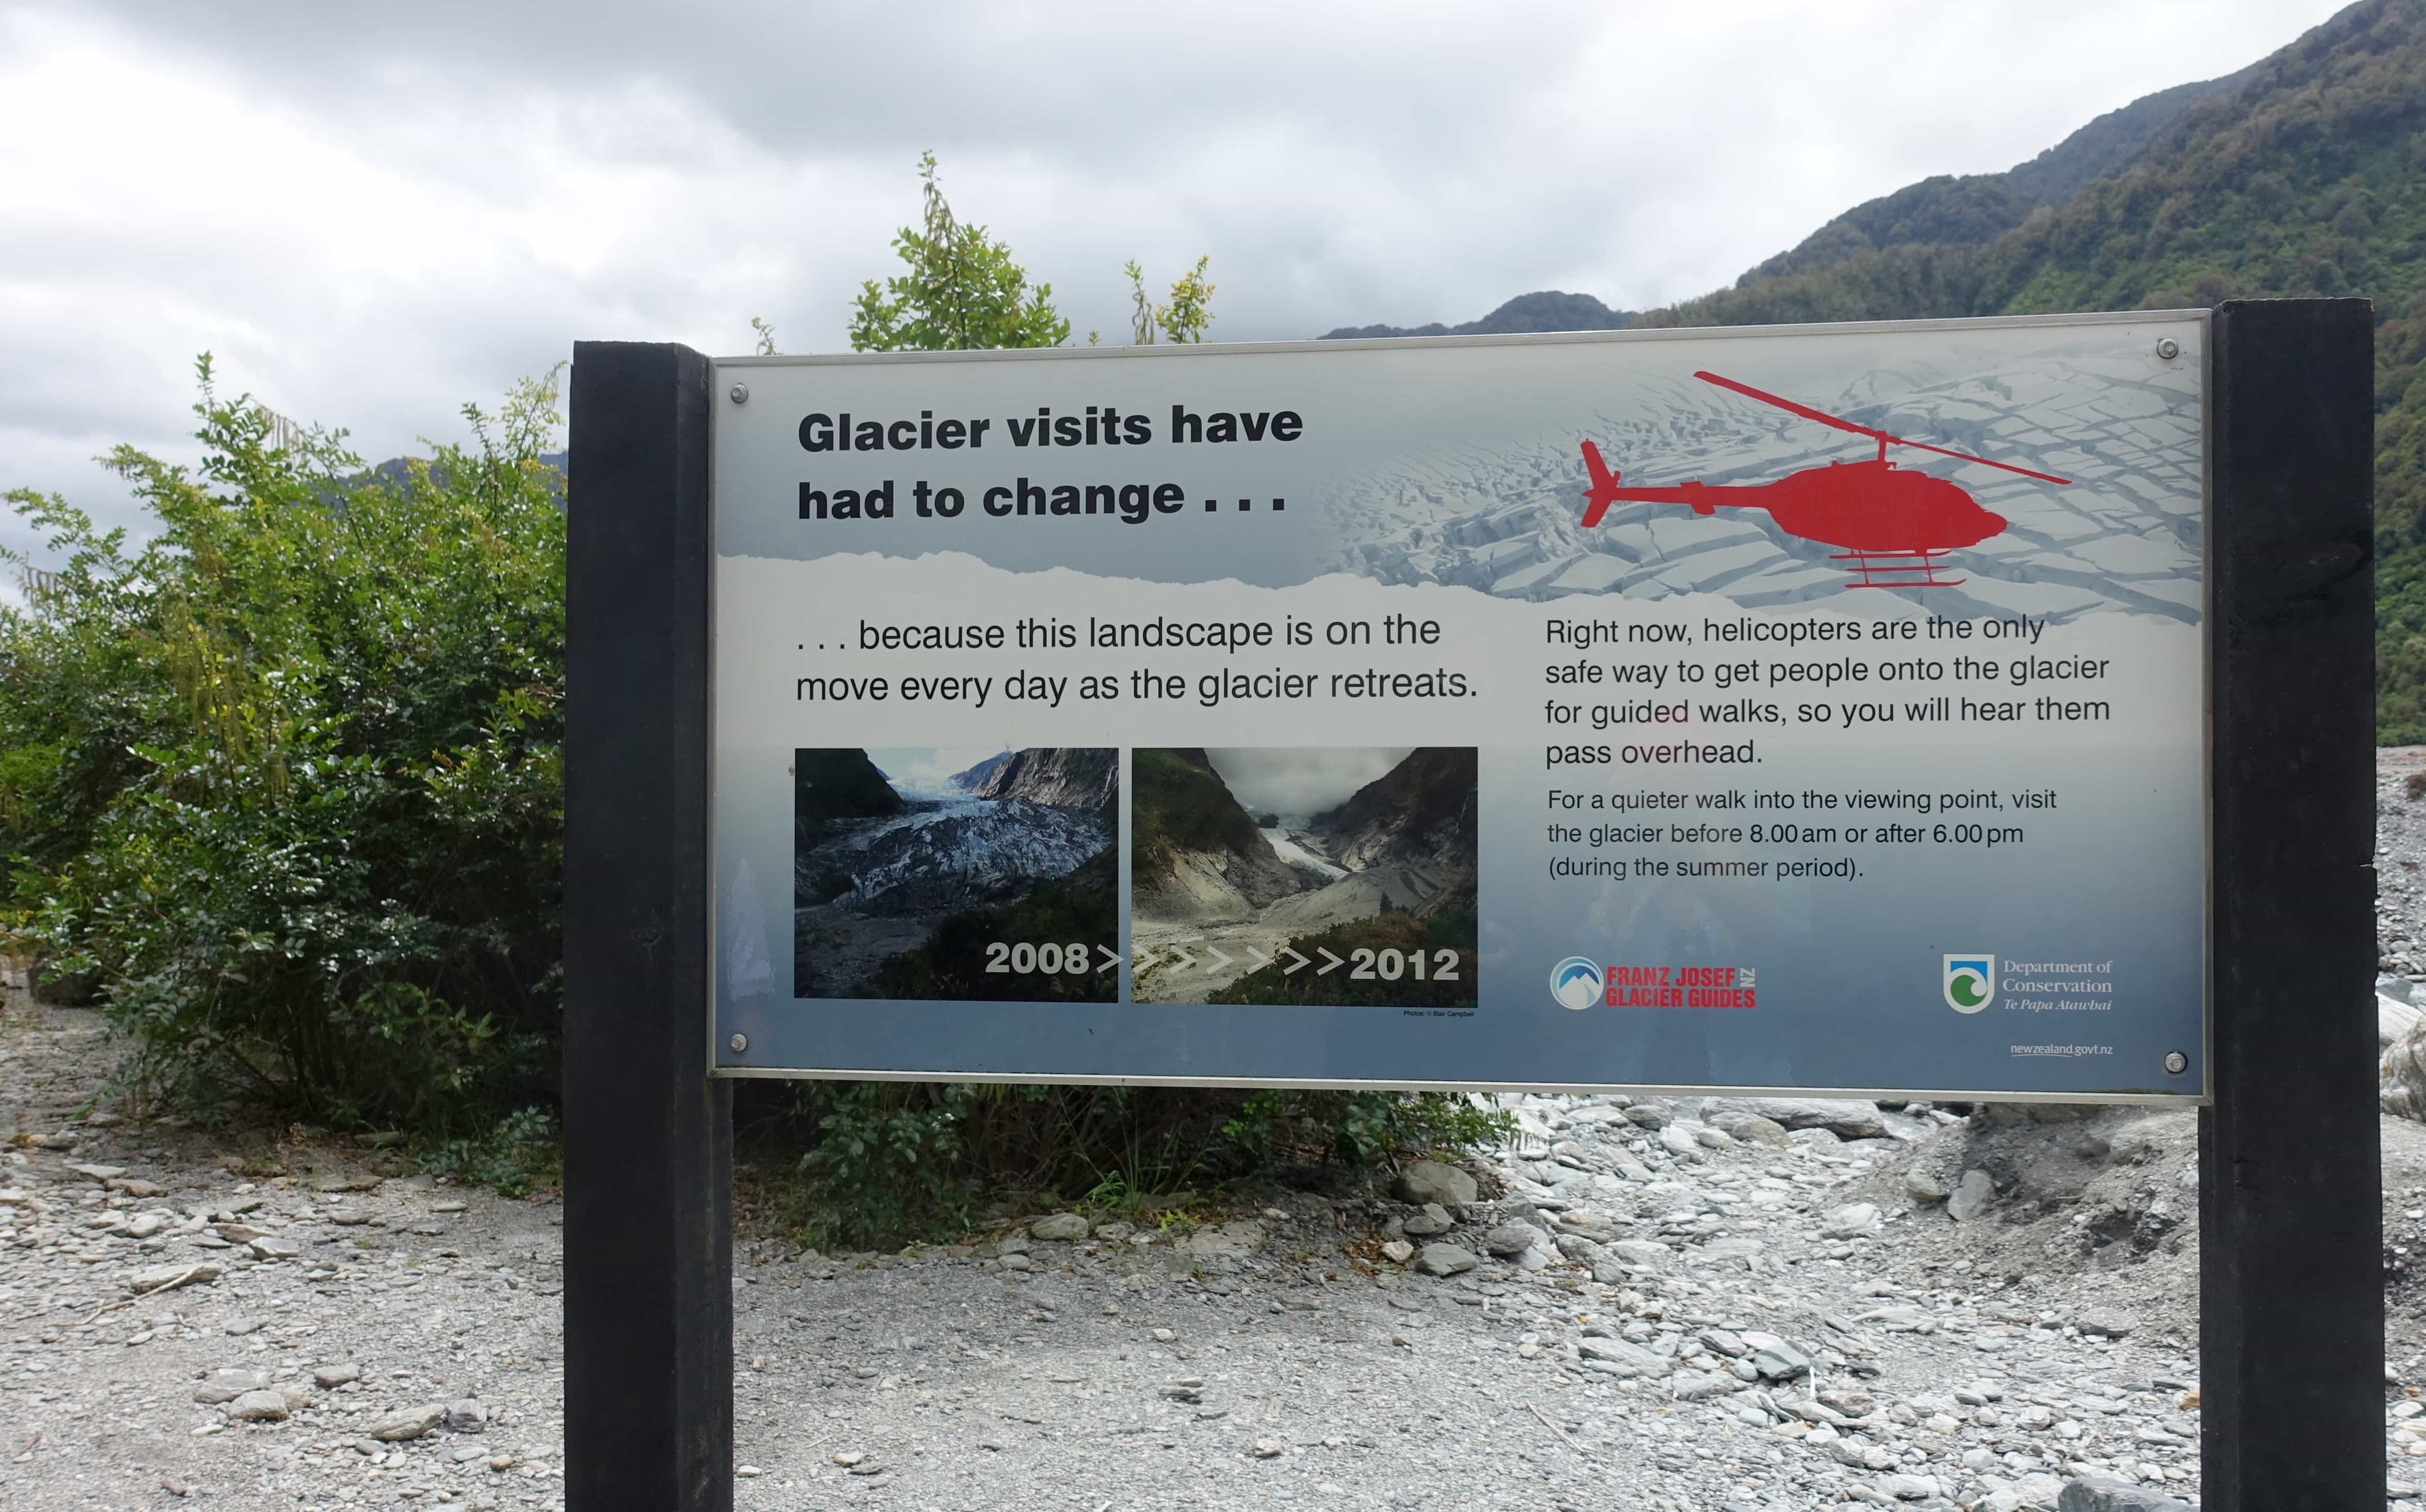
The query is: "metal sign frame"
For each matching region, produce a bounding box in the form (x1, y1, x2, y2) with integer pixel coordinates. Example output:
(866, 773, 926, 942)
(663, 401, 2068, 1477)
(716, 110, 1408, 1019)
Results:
(560, 299, 2377, 1511)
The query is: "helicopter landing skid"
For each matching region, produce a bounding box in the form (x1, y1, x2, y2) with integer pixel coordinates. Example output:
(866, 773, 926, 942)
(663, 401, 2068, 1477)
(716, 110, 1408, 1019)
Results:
(1829, 549, 1965, 590)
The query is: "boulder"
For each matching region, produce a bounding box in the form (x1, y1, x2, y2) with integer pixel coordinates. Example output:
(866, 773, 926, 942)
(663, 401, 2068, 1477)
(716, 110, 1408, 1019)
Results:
(2057, 1474, 2191, 1511)
(1606, 1238, 1673, 1269)
(1714, 1113, 1789, 1148)
(1576, 1337, 1666, 1375)
(1482, 1221, 1543, 1258)
(1904, 1171, 1950, 1204)
(1700, 1097, 1886, 1140)
(1028, 1213, 1090, 1242)
(1820, 1202, 1881, 1238)
(1750, 1338, 1811, 1380)
(227, 1389, 290, 1423)
(193, 1368, 269, 1404)
(2075, 1307, 2140, 1339)
(1393, 1160, 1478, 1208)
(444, 1398, 488, 1433)
(1947, 1169, 1997, 1223)
(1401, 1203, 1453, 1237)
(1412, 1243, 1478, 1277)
(368, 1404, 447, 1442)
(2387, 1014, 2426, 1120)
(1378, 1239, 1414, 1265)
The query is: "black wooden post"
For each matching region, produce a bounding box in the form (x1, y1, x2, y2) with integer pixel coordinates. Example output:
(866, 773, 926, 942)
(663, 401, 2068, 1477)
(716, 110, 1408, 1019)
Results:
(564, 342, 732, 1512)
(2203, 297, 2379, 1508)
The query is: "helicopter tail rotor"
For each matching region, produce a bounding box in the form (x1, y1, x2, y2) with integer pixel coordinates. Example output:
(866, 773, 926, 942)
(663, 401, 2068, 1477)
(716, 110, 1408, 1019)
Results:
(1579, 440, 1624, 527)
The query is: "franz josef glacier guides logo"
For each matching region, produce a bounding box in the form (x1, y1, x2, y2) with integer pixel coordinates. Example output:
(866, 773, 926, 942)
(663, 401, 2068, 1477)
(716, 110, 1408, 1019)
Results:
(1551, 957, 1603, 1011)
(1943, 955, 1995, 1014)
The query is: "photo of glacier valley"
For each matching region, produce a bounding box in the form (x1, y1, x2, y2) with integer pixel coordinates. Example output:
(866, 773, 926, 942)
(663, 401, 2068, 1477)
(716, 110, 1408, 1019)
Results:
(793, 747, 1118, 1002)
(1130, 748, 1477, 1007)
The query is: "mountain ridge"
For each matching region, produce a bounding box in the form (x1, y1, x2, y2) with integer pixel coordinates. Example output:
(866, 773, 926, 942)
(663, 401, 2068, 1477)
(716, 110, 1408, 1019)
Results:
(1313, 0, 2426, 737)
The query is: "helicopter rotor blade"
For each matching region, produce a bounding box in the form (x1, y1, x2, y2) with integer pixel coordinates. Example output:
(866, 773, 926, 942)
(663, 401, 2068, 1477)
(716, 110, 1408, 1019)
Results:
(1884, 436, 2071, 486)
(1694, 372, 1883, 441)
(1693, 370, 2070, 485)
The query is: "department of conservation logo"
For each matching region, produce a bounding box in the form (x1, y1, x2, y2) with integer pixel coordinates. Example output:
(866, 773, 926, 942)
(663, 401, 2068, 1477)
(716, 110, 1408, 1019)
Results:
(1551, 957, 1603, 1011)
(1943, 955, 1995, 1014)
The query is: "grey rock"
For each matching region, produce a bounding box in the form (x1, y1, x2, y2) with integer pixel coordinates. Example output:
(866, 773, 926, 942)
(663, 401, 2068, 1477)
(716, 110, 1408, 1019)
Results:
(1412, 1243, 1478, 1277)
(1393, 1160, 1479, 1207)
(368, 1404, 447, 1442)
(1697, 1327, 1747, 1357)
(1621, 1103, 1672, 1129)
(192, 1368, 270, 1404)
(1669, 1369, 1736, 1400)
(1750, 1339, 1811, 1380)
(1820, 1202, 1881, 1237)
(1378, 1238, 1414, 1264)
(1576, 1337, 1666, 1375)
(128, 1262, 221, 1295)
(1948, 1169, 1997, 1223)
(1723, 1114, 1790, 1148)
(1401, 1203, 1454, 1237)
(2056, 1475, 2191, 1511)
(1904, 1171, 1950, 1204)
(1696, 1235, 1765, 1265)
(1658, 1124, 1704, 1160)
(227, 1389, 290, 1423)
(1029, 1213, 1090, 1242)
(1700, 1096, 1887, 1139)
(314, 1364, 363, 1389)
(1482, 1221, 1542, 1258)
(1606, 1238, 1672, 1269)
(444, 1398, 488, 1433)
(1554, 1233, 1602, 1264)
(222, 1317, 263, 1337)
(248, 1236, 301, 1261)
(1878, 1472, 1939, 1501)
(2075, 1307, 2140, 1339)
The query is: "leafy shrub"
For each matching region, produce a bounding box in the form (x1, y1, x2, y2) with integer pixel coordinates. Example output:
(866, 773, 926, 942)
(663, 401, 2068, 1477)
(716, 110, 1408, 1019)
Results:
(769, 1079, 1511, 1251)
(1, 359, 566, 1137)
(7, 362, 1509, 1223)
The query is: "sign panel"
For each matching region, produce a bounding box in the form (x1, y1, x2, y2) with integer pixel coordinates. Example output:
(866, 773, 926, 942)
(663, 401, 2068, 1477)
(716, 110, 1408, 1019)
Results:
(708, 313, 2207, 1099)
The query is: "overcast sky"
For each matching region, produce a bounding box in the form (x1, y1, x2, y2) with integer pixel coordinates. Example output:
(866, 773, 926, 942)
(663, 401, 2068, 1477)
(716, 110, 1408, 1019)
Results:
(1209, 748, 1415, 818)
(0, 0, 2351, 553)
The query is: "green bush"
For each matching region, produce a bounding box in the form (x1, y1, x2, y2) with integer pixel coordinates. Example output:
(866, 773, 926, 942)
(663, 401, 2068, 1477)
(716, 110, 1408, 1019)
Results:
(8, 363, 1511, 1222)
(769, 1079, 1511, 1251)
(1, 359, 566, 1137)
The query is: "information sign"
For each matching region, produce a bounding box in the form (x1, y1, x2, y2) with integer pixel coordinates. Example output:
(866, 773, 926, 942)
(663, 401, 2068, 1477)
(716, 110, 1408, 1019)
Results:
(707, 313, 2208, 1098)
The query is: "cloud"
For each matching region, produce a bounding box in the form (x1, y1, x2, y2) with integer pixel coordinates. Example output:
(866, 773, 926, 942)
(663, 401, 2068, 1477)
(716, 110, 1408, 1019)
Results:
(0, 0, 2353, 553)
(1207, 747, 1416, 819)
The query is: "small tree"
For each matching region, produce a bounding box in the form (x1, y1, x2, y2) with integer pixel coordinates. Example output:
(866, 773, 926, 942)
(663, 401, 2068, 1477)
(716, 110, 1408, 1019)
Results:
(849, 153, 1071, 352)
(1122, 256, 1216, 345)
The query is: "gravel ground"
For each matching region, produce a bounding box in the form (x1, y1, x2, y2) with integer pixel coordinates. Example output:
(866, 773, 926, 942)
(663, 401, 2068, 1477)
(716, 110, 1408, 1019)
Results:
(7, 759, 2426, 1512)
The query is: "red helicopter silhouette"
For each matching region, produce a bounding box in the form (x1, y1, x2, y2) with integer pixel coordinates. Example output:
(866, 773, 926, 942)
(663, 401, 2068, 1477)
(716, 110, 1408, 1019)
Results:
(1579, 371, 2070, 589)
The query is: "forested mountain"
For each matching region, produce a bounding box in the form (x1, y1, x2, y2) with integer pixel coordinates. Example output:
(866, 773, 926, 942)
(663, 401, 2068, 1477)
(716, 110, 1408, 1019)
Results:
(1327, 0, 2426, 736)
(1323, 289, 1631, 341)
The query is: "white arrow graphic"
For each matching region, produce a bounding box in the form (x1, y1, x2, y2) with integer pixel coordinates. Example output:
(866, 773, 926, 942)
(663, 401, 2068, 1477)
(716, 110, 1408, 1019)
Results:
(1167, 946, 1196, 972)
(1316, 947, 1345, 975)
(1278, 947, 1310, 975)
(1245, 947, 1272, 972)
(1131, 947, 1160, 972)
(1097, 945, 1120, 973)
(1202, 945, 1233, 972)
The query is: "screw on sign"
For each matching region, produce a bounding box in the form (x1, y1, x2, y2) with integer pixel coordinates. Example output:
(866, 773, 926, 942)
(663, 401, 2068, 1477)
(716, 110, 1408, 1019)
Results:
(1577, 370, 2070, 590)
